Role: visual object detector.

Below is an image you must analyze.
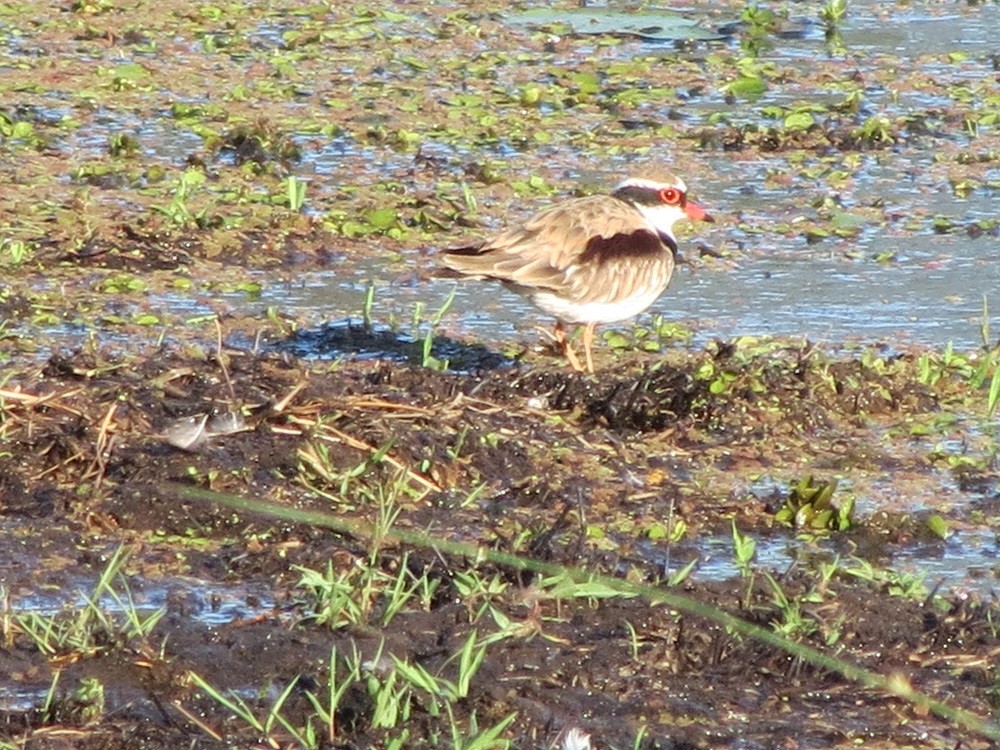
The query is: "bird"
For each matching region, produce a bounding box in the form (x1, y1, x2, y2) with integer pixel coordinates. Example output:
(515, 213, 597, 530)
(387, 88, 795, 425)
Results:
(439, 175, 714, 373)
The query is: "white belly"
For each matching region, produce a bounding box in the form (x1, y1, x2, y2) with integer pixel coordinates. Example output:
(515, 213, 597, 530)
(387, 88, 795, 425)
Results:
(527, 283, 668, 324)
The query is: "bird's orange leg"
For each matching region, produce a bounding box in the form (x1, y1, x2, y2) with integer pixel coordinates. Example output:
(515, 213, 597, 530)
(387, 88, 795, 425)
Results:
(581, 322, 596, 374)
(553, 321, 585, 372)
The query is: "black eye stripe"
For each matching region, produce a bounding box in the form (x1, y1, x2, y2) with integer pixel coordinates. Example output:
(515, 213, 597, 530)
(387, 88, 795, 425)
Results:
(613, 185, 685, 207)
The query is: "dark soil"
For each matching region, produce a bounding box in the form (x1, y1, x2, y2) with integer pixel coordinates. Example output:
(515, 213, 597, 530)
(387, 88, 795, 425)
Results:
(1, 333, 998, 749)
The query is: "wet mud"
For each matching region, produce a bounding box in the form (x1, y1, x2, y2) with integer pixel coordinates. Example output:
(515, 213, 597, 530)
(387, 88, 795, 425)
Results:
(1, 331, 999, 748)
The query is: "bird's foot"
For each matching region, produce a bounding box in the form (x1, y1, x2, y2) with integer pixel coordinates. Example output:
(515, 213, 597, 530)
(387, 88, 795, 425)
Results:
(562, 343, 586, 373)
(548, 322, 587, 373)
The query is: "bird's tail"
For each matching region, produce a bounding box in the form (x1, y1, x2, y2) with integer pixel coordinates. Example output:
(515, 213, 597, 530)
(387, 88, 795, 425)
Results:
(432, 243, 488, 278)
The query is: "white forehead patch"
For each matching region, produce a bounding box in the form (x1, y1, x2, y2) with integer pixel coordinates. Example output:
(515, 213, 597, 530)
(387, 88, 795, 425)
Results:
(615, 175, 687, 193)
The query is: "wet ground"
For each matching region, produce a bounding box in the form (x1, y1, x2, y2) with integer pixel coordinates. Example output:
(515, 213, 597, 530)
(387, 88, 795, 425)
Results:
(2, 1, 1000, 748)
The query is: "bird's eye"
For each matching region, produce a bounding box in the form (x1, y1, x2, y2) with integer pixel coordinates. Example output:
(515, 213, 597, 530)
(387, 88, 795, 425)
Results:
(659, 187, 682, 205)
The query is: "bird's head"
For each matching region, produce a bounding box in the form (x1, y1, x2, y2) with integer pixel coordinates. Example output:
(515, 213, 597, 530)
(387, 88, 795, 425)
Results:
(612, 175, 714, 240)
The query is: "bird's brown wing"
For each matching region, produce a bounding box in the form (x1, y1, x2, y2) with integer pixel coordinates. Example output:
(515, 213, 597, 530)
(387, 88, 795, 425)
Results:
(441, 195, 660, 281)
(440, 194, 672, 304)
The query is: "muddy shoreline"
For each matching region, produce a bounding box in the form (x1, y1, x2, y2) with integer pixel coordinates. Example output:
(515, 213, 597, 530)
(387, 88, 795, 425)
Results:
(2, 336, 999, 747)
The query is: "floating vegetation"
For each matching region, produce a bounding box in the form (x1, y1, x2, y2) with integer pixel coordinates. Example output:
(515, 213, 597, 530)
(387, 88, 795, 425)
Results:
(774, 475, 854, 533)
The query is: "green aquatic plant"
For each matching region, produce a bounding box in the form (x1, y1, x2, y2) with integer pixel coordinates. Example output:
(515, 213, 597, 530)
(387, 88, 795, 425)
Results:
(286, 175, 307, 211)
(362, 282, 377, 330)
(988, 364, 1000, 417)
(296, 549, 440, 631)
(853, 115, 895, 146)
(760, 103, 826, 133)
(452, 569, 509, 622)
(70, 677, 106, 724)
(731, 519, 757, 576)
(819, 0, 848, 33)
(0, 239, 35, 266)
(107, 132, 140, 157)
(106, 62, 153, 93)
(150, 168, 212, 227)
(293, 473, 439, 630)
(420, 287, 456, 371)
(603, 314, 694, 356)
(364, 636, 516, 748)
(33, 671, 107, 727)
(916, 338, 1000, 416)
(980, 297, 1000, 416)
(839, 558, 929, 600)
(0, 112, 43, 148)
(761, 571, 818, 640)
(186, 663, 353, 750)
(917, 341, 973, 386)
(171, 482, 1000, 743)
(323, 205, 407, 239)
(739, 4, 780, 55)
(775, 475, 853, 533)
(13, 546, 164, 660)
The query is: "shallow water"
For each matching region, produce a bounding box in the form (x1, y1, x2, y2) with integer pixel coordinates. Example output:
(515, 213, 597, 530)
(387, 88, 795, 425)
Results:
(9, 1, 999, 356)
(269, 225, 999, 354)
(270, 1, 1000, 353)
(7, 574, 275, 627)
(663, 527, 1000, 596)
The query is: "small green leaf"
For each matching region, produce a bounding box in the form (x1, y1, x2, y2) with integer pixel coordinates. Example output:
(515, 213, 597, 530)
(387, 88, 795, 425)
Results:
(570, 71, 601, 96)
(603, 331, 631, 350)
(830, 212, 866, 230)
(367, 210, 397, 231)
(811, 509, 833, 529)
(709, 378, 728, 394)
(112, 62, 150, 81)
(783, 111, 815, 131)
(10, 121, 36, 139)
(646, 522, 673, 541)
(988, 364, 1000, 416)
(339, 220, 366, 237)
(519, 85, 542, 105)
(724, 75, 767, 99)
(927, 514, 950, 540)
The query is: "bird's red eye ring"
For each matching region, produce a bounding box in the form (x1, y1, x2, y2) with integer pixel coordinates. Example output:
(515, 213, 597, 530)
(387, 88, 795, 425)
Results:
(659, 187, 682, 205)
